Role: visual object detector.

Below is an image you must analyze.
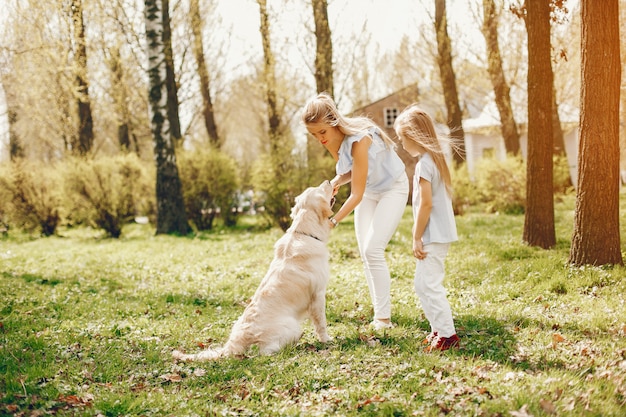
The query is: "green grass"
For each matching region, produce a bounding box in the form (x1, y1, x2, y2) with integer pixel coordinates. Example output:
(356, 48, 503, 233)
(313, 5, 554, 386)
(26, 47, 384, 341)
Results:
(1, 194, 625, 416)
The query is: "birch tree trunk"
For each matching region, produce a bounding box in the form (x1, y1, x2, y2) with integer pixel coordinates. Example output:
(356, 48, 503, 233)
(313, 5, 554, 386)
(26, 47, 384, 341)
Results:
(144, 0, 190, 235)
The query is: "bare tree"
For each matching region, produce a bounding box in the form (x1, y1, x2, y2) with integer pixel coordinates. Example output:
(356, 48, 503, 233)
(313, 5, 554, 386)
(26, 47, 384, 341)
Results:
(71, 0, 94, 155)
(144, 0, 190, 235)
(434, 0, 466, 164)
(569, 0, 623, 266)
(189, 0, 220, 147)
(523, 0, 555, 249)
(311, 0, 333, 97)
(257, 0, 281, 150)
(481, 0, 520, 155)
(162, 0, 182, 147)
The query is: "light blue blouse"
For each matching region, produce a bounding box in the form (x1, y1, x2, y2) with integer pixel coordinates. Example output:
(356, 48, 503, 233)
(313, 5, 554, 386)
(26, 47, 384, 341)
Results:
(336, 127, 406, 193)
(412, 152, 458, 244)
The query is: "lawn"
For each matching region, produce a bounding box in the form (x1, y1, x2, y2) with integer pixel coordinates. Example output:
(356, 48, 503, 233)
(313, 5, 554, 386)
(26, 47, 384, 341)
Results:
(1, 193, 625, 416)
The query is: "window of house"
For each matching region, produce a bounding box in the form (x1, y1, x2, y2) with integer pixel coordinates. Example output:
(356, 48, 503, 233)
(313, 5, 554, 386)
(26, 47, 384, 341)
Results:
(384, 107, 398, 128)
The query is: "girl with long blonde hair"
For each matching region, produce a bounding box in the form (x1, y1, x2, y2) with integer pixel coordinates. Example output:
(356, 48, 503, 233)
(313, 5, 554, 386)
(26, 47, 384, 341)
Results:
(302, 93, 409, 330)
(394, 104, 459, 351)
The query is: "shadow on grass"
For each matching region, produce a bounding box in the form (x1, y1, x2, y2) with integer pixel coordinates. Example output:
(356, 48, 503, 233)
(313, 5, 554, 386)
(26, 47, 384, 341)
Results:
(317, 313, 521, 365)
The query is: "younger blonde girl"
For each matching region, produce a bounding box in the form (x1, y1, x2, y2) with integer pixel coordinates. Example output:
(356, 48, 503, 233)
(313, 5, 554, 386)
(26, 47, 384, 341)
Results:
(394, 105, 459, 351)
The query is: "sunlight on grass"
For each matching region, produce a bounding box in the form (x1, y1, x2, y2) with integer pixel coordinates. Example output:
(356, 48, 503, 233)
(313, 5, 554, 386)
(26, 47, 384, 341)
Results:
(1, 193, 625, 415)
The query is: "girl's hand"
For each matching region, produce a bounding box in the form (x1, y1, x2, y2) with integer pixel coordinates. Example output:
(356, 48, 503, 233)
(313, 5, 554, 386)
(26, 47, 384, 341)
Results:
(329, 179, 340, 196)
(413, 239, 426, 260)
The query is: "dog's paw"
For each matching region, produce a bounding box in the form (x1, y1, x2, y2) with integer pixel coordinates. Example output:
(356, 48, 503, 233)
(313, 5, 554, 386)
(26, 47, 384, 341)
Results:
(318, 334, 333, 343)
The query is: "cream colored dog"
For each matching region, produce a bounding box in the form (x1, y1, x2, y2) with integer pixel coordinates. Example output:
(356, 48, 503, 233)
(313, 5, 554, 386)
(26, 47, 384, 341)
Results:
(172, 181, 335, 361)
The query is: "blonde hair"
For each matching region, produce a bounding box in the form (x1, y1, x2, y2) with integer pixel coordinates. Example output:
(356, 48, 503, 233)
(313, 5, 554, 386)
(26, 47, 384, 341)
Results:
(394, 104, 453, 196)
(301, 92, 396, 148)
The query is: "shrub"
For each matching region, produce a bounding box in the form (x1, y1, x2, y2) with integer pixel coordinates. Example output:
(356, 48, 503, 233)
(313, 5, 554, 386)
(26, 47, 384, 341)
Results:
(251, 149, 309, 231)
(474, 154, 526, 214)
(63, 154, 154, 238)
(0, 160, 63, 236)
(553, 154, 575, 194)
(450, 162, 477, 215)
(177, 149, 240, 231)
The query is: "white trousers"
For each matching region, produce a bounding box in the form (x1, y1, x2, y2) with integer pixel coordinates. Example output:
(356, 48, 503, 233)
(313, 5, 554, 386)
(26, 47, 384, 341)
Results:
(354, 175, 409, 320)
(414, 242, 456, 337)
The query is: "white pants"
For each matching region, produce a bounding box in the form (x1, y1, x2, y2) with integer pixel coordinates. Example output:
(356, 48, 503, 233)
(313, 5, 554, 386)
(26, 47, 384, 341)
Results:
(414, 242, 456, 337)
(354, 175, 409, 320)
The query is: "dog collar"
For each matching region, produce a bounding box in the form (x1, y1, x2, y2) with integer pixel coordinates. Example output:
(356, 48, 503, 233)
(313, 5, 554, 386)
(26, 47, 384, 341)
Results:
(294, 231, 322, 242)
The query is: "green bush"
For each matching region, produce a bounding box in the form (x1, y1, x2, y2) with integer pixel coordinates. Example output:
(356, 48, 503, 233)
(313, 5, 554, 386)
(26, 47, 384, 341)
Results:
(251, 150, 309, 231)
(63, 154, 154, 238)
(0, 160, 63, 236)
(553, 154, 575, 194)
(177, 149, 240, 231)
(450, 162, 477, 215)
(474, 154, 526, 214)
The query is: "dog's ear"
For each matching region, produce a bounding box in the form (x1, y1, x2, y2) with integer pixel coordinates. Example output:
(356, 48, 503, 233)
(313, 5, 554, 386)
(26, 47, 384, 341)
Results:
(291, 188, 311, 219)
(314, 190, 333, 220)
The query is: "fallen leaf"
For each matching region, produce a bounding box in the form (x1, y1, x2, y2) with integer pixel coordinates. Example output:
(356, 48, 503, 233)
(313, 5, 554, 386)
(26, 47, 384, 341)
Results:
(510, 404, 534, 417)
(540, 398, 556, 414)
(551, 333, 566, 348)
(193, 368, 206, 377)
(160, 373, 182, 382)
(57, 394, 93, 408)
(356, 394, 385, 409)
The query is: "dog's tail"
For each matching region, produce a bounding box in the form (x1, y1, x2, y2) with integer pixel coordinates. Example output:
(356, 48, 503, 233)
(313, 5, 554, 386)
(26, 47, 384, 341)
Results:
(172, 347, 225, 362)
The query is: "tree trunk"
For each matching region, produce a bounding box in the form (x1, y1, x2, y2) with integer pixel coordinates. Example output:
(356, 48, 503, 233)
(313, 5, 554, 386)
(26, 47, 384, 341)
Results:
(551, 86, 566, 156)
(258, 0, 292, 230)
(8, 108, 24, 161)
(312, 0, 333, 97)
(481, 0, 520, 155)
(108, 46, 132, 152)
(162, 0, 182, 147)
(190, 0, 220, 147)
(434, 0, 465, 164)
(523, 0, 556, 249)
(258, 0, 280, 150)
(71, 0, 94, 156)
(144, 0, 191, 235)
(569, 0, 623, 266)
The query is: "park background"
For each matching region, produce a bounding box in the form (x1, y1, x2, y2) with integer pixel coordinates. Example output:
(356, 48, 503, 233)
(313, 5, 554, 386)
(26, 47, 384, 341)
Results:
(1, 0, 625, 415)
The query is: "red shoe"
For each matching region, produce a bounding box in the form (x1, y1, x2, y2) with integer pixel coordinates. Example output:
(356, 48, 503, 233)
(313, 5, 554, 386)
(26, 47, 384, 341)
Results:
(426, 334, 459, 352)
(422, 332, 438, 345)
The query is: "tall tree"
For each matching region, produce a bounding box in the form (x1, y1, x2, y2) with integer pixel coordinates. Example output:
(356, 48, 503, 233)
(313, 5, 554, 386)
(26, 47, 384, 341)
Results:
(569, 0, 623, 266)
(257, 0, 293, 230)
(312, 0, 333, 97)
(523, 0, 556, 249)
(434, 0, 465, 164)
(481, 0, 520, 155)
(257, 0, 281, 150)
(107, 45, 134, 152)
(144, 0, 191, 235)
(162, 0, 182, 146)
(189, 0, 220, 147)
(71, 0, 94, 155)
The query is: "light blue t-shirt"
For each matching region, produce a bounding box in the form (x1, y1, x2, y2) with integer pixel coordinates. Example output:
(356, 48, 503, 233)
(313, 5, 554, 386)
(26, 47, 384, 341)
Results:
(336, 127, 406, 193)
(412, 153, 458, 245)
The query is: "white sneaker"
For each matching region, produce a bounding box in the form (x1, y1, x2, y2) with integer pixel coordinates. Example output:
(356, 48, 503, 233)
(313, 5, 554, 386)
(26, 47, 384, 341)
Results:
(370, 319, 394, 330)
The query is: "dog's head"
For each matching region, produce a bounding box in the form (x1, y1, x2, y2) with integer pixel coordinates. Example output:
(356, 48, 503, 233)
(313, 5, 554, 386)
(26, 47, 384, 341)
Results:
(291, 180, 335, 222)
